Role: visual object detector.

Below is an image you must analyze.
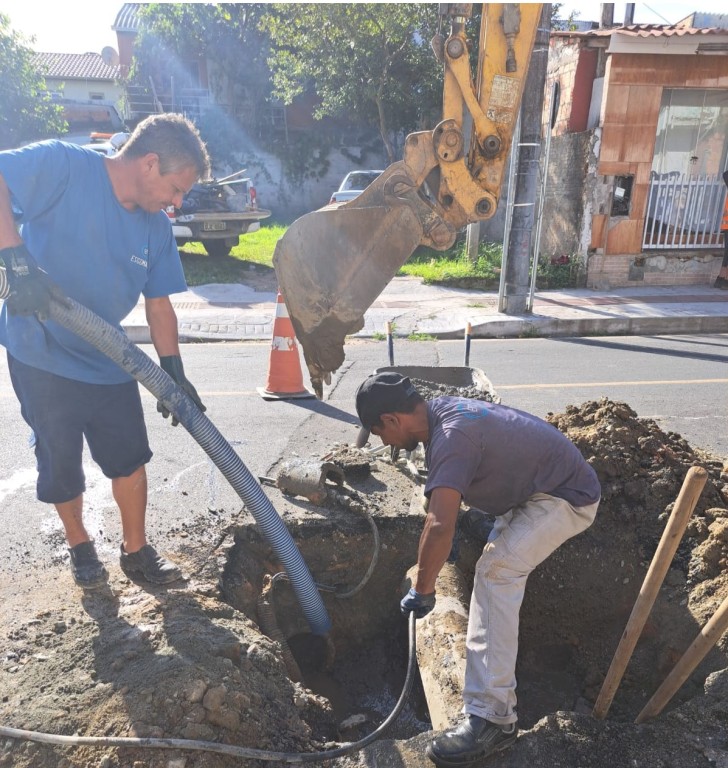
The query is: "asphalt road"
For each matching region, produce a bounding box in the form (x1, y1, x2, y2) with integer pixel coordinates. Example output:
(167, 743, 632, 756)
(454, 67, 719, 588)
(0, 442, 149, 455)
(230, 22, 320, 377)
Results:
(0, 333, 725, 587)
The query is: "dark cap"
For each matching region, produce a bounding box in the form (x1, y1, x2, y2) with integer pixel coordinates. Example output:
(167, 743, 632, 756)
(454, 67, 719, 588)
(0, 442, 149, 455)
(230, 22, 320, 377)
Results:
(355, 372, 419, 429)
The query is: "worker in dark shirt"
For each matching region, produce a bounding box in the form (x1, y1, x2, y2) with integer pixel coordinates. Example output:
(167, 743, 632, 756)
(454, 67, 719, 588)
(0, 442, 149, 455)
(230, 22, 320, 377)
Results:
(356, 372, 601, 767)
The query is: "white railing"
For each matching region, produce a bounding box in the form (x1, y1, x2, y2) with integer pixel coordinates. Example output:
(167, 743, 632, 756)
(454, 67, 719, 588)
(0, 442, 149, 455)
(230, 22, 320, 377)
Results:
(643, 171, 726, 250)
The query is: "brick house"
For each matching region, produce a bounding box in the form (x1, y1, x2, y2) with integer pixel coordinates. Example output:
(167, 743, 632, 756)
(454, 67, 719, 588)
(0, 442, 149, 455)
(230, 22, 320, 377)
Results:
(543, 20, 728, 288)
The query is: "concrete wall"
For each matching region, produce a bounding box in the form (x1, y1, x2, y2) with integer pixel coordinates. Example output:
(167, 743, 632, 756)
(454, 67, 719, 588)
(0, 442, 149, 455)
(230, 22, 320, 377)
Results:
(540, 131, 595, 259)
(46, 78, 124, 106)
(229, 144, 389, 223)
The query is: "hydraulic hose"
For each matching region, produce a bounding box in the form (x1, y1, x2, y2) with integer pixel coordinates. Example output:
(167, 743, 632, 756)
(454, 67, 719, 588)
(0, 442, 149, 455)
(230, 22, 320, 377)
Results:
(0, 273, 330, 636)
(0, 613, 418, 761)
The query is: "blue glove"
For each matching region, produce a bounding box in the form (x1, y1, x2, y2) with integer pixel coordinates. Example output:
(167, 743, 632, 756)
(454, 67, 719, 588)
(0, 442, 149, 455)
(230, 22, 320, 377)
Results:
(0, 244, 68, 322)
(157, 355, 206, 426)
(401, 587, 436, 619)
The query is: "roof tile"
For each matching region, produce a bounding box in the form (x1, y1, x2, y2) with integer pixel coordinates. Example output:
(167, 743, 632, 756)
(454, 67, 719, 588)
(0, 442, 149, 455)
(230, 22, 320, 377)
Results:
(32, 52, 120, 82)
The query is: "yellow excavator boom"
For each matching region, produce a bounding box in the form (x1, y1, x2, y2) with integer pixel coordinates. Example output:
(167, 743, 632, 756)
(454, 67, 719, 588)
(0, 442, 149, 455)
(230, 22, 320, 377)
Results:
(273, 3, 542, 397)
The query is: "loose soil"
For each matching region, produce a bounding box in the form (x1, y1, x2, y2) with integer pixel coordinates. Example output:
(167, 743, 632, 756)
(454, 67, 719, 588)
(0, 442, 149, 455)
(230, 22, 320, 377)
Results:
(2, 397, 728, 768)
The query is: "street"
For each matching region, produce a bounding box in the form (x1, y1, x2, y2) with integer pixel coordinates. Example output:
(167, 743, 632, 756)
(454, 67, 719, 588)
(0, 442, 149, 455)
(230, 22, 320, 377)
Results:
(0, 332, 726, 595)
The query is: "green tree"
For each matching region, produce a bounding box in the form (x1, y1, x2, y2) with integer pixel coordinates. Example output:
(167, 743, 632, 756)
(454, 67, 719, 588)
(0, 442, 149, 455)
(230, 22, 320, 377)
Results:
(262, 3, 443, 165)
(0, 13, 66, 150)
(131, 3, 272, 134)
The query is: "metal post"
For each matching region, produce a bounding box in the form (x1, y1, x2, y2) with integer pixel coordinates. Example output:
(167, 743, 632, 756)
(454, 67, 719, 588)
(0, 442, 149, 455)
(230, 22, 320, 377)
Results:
(498, 111, 521, 313)
(527, 80, 556, 312)
(466, 222, 481, 265)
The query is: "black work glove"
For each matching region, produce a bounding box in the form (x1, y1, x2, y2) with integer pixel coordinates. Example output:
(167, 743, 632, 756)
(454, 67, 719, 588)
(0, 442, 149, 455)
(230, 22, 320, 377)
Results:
(400, 587, 436, 619)
(0, 244, 68, 322)
(157, 355, 206, 426)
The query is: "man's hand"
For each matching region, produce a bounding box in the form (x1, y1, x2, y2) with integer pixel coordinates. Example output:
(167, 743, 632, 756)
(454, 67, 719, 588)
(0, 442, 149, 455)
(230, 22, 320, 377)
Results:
(0, 244, 68, 322)
(401, 587, 436, 619)
(157, 355, 206, 426)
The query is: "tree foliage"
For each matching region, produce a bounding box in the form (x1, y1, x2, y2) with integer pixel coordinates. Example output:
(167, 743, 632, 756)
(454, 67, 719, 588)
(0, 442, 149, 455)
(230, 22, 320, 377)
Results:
(0, 13, 66, 149)
(262, 3, 443, 165)
(131, 3, 272, 134)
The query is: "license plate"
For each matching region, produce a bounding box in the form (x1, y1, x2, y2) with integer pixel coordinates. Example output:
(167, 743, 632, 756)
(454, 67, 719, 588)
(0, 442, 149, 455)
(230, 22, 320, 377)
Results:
(202, 221, 227, 231)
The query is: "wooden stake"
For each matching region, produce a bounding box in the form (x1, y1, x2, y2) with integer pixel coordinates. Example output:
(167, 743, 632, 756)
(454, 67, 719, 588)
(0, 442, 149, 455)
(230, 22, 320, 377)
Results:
(635, 594, 728, 723)
(592, 466, 708, 719)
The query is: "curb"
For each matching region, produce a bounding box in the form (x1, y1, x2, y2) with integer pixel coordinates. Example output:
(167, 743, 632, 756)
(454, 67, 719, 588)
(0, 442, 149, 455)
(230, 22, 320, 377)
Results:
(122, 314, 728, 345)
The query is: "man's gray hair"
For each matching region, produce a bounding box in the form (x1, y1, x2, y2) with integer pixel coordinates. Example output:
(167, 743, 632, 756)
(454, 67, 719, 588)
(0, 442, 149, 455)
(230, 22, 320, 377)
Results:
(119, 113, 210, 180)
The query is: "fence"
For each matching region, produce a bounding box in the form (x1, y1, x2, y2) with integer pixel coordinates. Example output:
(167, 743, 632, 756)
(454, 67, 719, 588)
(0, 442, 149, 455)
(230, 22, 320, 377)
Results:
(643, 171, 727, 250)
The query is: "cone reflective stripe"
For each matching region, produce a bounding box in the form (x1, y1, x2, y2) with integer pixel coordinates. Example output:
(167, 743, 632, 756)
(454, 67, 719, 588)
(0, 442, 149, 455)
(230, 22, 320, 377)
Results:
(257, 292, 315, 400)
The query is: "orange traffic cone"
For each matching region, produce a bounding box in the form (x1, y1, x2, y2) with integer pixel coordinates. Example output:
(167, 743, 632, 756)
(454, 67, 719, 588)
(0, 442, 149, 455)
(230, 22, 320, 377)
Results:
(257, 292, 315, 400)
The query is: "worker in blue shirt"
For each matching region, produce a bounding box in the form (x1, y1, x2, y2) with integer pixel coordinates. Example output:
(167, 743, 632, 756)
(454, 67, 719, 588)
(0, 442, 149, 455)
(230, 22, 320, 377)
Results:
(0, 113, 209, 590)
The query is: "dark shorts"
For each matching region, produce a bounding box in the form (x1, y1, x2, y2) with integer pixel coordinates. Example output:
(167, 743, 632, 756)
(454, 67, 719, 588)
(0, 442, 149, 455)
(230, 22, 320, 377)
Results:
(8, 354, 152, 504)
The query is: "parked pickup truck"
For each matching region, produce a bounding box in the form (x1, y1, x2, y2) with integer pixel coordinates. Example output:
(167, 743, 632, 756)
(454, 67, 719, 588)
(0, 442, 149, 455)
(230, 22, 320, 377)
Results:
(166, 170, 271, 257)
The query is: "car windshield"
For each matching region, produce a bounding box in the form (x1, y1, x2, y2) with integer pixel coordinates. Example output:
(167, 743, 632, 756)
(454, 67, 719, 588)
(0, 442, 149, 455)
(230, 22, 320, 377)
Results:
(341, 171, 382, 192)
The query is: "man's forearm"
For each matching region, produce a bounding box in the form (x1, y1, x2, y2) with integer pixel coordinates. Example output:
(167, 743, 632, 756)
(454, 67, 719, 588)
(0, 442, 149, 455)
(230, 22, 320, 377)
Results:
(414, 486, 461, 594)
(145, 296, 181, 357)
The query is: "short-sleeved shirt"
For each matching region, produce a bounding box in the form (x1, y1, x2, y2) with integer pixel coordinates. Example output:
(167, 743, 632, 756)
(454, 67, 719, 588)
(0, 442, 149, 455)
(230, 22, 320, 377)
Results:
(0, 140, 187, 384)
(424, 397, 601, 516)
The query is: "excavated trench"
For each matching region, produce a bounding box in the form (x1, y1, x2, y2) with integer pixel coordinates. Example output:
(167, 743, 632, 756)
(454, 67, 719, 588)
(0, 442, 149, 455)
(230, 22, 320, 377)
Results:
(218, 396, 728, 748)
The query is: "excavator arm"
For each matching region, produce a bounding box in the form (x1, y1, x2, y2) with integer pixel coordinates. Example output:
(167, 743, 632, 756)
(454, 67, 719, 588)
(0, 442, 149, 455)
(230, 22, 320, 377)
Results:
(273, 4, 542, 397)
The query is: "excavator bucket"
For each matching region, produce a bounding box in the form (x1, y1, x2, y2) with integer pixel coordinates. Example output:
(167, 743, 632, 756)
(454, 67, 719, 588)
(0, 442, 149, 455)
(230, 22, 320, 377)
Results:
(273, 162, 441, 398)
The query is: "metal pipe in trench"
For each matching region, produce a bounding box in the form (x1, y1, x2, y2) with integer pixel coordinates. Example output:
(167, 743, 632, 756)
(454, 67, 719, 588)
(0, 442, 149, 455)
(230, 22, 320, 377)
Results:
(0, 270, 331, 636)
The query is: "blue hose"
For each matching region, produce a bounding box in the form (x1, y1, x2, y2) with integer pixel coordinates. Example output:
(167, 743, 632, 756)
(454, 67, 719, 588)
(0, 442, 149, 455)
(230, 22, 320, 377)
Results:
(0, 275, 331, 636)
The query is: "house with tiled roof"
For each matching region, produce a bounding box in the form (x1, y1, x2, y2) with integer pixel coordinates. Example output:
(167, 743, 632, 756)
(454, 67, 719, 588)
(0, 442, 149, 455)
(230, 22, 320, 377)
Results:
(32, 51, 126, 135)
(33, 52, 123, 104)
(540, 17, 728, 288)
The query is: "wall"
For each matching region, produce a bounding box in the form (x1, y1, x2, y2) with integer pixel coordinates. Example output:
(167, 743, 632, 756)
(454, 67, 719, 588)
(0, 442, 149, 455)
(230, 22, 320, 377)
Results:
(47, 78, 124, 105)
(229, 144, 389, 223)
(540, 131, 596, 260)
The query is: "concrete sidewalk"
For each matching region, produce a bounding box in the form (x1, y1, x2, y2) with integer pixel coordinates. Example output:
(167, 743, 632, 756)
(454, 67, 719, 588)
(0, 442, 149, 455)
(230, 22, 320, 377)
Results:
(121, 276, 728, 344)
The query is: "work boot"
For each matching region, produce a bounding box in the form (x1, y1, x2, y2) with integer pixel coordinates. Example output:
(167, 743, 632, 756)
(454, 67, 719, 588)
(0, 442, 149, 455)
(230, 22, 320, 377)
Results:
(119, 544, 182, 585)
(459, 508, 495, 545)
(69, 541, 108, 589)
(426, 715, 518, 767)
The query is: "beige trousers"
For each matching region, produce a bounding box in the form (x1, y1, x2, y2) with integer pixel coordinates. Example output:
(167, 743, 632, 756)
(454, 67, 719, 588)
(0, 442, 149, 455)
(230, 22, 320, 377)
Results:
(463, 492, 599, 725)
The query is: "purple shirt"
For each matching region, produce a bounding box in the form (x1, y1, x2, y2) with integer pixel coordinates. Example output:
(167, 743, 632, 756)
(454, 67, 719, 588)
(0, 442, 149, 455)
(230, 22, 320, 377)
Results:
(424, 397, 600, 515)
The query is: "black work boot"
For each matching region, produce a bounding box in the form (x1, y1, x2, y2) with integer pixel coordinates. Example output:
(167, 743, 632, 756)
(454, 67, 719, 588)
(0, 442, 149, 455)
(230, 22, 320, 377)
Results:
(426, 715, 518, 767)
(69, 541, 108, 589)
(119, 544, 182, 585)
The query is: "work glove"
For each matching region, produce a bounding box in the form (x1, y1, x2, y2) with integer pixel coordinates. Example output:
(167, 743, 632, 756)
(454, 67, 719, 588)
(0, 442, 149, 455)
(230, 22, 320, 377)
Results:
(157, 355, 206, 426)
(400, 587, 436, 619)
(0, 244, 69, 322)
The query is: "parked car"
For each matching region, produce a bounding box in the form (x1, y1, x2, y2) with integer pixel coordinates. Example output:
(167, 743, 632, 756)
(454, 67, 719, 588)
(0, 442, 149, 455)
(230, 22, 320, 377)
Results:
(329, 169, 384, 204)
(79, 132, 270, 257)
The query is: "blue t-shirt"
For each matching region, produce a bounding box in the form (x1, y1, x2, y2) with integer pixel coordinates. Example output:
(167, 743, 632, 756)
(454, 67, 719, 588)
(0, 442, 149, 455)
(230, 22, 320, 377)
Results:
(0, 140, 187, 383)
(424, 397, 601, 515)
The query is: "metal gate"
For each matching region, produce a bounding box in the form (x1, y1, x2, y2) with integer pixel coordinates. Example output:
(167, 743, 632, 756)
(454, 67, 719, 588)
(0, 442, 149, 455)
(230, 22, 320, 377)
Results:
(643, 172, 726, 250)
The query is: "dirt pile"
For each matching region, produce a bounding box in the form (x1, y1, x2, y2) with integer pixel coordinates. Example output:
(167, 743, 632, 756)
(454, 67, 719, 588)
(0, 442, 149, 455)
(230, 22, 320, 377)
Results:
(1, 398, 728, 768)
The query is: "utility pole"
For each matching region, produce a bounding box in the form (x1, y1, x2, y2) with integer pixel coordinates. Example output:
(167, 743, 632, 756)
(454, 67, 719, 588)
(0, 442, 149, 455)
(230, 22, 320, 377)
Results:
(501, 4, 550, 315)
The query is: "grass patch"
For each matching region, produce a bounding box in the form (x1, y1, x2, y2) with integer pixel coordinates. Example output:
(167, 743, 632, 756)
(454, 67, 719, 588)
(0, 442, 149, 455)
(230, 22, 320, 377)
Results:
(407, 332, 436, 341)
(399, 240, 502, 289)
(178, 222, 583, 290)
(178, 222, 286, 286)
